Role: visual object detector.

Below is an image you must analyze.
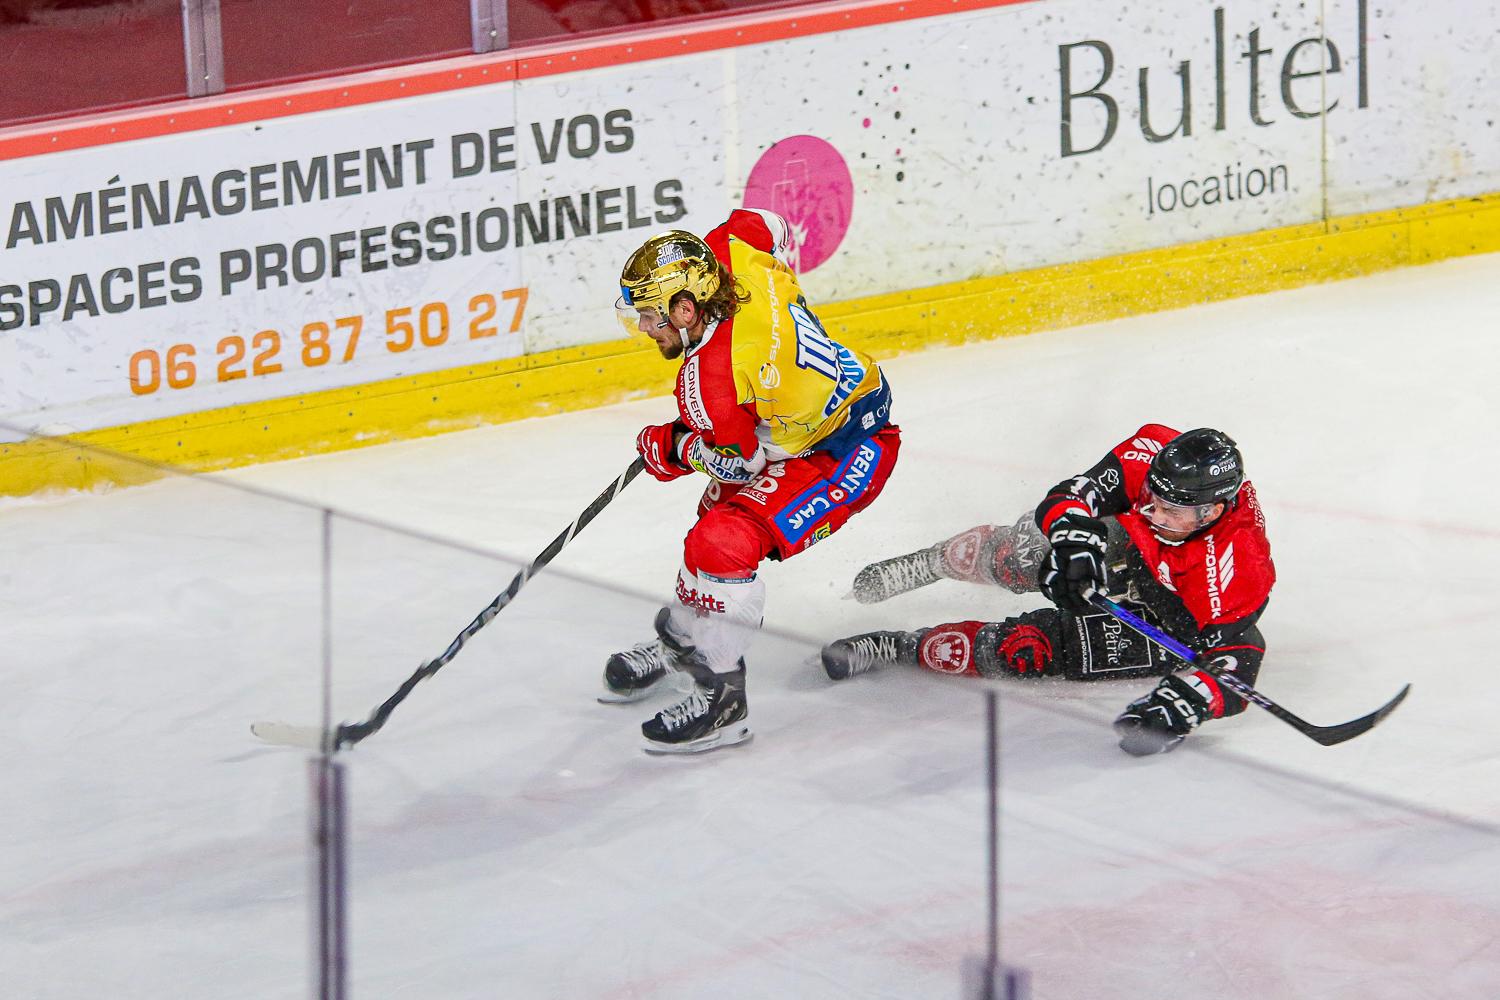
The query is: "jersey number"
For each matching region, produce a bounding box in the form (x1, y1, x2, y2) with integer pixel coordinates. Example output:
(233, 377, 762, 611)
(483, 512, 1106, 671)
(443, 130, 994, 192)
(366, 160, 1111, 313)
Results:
(790, 301, 865, 417)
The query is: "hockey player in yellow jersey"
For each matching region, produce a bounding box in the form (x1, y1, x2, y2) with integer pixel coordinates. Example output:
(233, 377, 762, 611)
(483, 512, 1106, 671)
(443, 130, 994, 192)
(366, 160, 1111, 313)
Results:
(606, 209, 901, 753)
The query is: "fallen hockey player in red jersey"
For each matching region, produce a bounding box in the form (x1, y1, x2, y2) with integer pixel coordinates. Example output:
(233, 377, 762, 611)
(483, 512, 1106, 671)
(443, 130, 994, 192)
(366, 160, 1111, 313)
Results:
(605, 210, 900, 754)
(822, 426, 1275, 756)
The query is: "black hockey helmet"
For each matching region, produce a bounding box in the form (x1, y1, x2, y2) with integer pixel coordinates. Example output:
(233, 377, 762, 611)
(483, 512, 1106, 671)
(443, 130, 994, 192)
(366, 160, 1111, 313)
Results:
(1145, 428, 1243, 507)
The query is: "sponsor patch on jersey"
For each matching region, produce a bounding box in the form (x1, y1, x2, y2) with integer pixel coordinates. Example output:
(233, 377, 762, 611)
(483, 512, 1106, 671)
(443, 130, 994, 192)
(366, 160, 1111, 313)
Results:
(680, 356, 710, 429)
(710, 442, 744, 458)
(1078, 611, 1157, 676)
(773, 440, 883, 544)
(686, 438, 753, 483)
(1121, 438, 1164, 464)
(758, 363, 781, 389)
(1204, 536, 1235, 619)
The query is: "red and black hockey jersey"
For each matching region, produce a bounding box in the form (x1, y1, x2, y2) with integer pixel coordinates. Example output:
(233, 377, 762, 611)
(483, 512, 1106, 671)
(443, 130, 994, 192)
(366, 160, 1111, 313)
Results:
(1036, 423, 1276, 653)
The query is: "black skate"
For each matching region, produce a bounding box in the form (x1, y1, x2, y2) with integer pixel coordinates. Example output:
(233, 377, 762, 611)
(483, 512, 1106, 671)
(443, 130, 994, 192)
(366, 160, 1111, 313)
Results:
(601, 607, 693, 704)
(850, 546, 942, 604)
(641, 661, 752, 755)
(820, 630, 921, 680)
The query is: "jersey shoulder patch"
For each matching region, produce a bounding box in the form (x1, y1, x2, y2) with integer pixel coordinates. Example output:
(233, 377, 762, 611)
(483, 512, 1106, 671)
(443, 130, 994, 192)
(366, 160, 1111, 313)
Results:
(1115, 423, 1179, 466)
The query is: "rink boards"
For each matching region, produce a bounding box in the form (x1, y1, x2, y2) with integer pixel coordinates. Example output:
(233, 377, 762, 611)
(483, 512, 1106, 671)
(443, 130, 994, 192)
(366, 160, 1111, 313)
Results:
(1, 0, 1498, 493)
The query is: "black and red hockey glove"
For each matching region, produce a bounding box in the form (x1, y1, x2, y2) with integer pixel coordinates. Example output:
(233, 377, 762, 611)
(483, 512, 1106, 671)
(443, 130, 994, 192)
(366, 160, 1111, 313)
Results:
(1039, 511, 1109, 613)
(1112, 672, 1218, 756)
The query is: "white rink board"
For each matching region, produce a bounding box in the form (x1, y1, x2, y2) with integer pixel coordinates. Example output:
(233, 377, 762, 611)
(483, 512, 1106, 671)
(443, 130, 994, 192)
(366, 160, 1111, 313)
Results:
(0, 67, 731, 432)
(2, 0, 1497, 434)
(1324, 0, 1500, 214)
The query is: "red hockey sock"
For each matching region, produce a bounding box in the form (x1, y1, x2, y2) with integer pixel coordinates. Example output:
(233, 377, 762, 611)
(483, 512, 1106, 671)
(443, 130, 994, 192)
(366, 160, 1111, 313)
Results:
(916, 622, 987, 677)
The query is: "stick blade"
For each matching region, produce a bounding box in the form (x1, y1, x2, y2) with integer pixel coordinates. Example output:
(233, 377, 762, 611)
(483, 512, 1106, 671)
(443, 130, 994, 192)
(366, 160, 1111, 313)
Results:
(1306, 683, 1412, 747)
(250, 720, 328, 750)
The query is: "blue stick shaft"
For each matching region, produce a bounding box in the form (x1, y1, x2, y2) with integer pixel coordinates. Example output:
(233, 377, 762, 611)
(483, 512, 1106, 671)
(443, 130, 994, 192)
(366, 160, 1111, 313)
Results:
(1084, 587, 1411, 747)
(1090, 591, 1200, 663)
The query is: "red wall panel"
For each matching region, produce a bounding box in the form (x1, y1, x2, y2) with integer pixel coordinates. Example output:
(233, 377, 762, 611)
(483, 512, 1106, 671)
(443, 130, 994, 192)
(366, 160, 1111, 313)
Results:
(220, 0, 472, 91)
(0, 0, 188, 127)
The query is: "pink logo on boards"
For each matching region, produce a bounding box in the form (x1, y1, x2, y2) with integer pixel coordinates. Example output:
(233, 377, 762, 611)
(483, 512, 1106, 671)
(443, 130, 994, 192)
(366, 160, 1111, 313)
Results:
(743, 135, 853, 273)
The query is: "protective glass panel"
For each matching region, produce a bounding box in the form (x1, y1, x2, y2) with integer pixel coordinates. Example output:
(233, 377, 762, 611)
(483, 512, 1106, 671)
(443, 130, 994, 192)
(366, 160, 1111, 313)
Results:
(220, 0, 471, 91)
(509, 0, 830, 46)
(6, 417, 1496, 996)
(318, 530, 1500, 998)
(0, 0, 188, 128)
(0, 425, 322, 996)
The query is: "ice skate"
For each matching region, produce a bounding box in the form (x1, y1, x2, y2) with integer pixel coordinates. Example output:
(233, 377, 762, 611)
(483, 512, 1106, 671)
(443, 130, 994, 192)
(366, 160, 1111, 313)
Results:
(850, 545, 943, 604)
(641, 661, 752, 754)
(600, 607, 693, 704)
(820, 630, 922, 680)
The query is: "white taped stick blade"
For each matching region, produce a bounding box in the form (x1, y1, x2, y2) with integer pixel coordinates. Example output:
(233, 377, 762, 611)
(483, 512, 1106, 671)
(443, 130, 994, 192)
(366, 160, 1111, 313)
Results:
(251, 721, 328, 750)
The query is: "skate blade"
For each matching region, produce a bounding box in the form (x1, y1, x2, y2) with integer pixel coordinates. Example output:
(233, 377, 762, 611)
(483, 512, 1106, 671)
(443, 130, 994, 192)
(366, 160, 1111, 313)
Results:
(597, 688, 653, 705)
(597, 673, 692, 705)
(641, 724, 753, 756)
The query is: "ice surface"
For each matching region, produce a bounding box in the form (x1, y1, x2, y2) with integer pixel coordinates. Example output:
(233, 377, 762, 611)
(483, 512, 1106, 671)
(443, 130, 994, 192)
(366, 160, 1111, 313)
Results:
(4, 254, 1499, 999)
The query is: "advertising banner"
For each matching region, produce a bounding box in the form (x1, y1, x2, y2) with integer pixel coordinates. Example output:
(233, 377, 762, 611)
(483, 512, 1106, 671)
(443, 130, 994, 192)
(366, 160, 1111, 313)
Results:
(0, 61, 729, 434)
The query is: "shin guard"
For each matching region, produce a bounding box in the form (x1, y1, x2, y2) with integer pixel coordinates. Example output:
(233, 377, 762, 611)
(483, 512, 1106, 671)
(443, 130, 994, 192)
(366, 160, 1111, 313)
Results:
(676, 567, 766, 677)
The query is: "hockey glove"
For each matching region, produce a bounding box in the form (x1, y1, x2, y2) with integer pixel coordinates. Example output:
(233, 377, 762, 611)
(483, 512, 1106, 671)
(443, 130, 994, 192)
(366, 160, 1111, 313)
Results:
(1112, 672, 1216, 756)
(636, 422, 692, 482)
(1039, 511, 1109, 613)
(678, 431, 761, 485)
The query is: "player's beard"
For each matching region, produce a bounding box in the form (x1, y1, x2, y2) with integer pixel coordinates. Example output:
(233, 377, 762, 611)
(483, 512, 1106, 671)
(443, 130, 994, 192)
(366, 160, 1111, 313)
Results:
(655, 337, 685, 360)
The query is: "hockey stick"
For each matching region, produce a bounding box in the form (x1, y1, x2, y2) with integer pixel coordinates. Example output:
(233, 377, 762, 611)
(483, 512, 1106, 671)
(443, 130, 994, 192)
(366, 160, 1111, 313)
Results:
(1086, 591, 1410, 747)
(252, 456, 647, 751)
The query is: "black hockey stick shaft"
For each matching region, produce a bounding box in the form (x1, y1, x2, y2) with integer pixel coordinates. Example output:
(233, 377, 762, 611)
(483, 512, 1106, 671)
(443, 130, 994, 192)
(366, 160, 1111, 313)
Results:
(331, 456, 647, 749)
(1087, 591, 1410, 747)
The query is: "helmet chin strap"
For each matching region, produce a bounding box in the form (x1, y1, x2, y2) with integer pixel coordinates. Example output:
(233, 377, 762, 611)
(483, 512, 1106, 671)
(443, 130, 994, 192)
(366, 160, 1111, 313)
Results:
(662, 302, 701, 352)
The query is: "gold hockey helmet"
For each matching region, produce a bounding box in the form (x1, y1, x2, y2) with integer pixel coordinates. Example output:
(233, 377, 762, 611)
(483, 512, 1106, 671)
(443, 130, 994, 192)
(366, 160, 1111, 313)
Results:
(617, 230, 720, 319)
